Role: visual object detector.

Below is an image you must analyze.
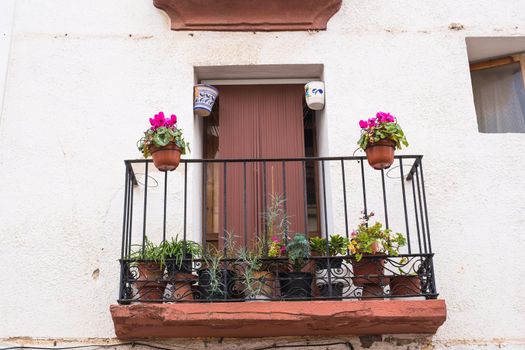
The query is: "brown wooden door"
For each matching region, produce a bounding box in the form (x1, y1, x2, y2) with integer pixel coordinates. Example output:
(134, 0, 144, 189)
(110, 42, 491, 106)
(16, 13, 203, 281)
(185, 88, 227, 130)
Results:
(217, 84, 306, 249)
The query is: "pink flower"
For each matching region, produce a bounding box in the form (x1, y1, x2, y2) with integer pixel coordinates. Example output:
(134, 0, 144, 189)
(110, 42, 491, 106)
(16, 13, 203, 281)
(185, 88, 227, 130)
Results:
(351, 230, 357, 237)
(376, 112, 395, 123)
(367, 118, 377, 127)
(272, 236, 280, 243)
(165, 114, 177, 127)
(280, 246, 287, 254)
(149, 112, 166, 129)
(359, 120, 368, 129)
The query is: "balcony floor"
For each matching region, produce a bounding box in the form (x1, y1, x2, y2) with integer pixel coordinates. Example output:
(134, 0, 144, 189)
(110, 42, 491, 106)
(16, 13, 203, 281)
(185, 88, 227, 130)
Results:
(110, 299, 446, 339)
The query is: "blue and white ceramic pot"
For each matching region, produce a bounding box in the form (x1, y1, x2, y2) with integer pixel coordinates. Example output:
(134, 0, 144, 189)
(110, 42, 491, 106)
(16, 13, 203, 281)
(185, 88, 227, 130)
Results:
(304, 81, 325, 110)
(194, 84, 219, 117)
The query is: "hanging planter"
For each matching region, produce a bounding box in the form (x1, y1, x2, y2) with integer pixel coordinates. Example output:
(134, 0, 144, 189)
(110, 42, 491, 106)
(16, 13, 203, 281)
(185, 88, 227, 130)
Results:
(149, 142, 181, 172)
(364, 139, 396, 170)
(137, 112, 190, 172)
(304, 81, 325, 110)
(194, 84, 219, 117)
(357, 112, 408, 170)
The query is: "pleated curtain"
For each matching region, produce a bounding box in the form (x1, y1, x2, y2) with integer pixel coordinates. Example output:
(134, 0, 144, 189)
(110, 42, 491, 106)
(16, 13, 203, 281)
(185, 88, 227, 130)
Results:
(218, 84, 306, 250)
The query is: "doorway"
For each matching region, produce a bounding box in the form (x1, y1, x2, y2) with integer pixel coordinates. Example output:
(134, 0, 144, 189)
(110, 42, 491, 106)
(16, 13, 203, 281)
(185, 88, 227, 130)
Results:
(203, 84, 320, 250)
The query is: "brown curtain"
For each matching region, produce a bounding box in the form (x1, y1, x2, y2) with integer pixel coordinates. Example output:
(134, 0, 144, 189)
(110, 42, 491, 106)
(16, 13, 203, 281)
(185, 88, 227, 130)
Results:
(218, 85, 306, 250)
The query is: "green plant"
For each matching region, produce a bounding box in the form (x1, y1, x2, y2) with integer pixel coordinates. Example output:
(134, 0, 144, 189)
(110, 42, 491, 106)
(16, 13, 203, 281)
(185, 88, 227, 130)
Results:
(237, 248, 267, 299)
(286, 234, 311, 272)
(128, 237, 167, 269)
(164, 236, 201, 269)
(137, 112, 189, 158)
(199, 231, 238, 297)
(201, 245, 225, 297)
(348, 211, 406, 262)
(357, 112, 409, 150)
(309, 234, 349, 256)
(263, 194, 290, 258)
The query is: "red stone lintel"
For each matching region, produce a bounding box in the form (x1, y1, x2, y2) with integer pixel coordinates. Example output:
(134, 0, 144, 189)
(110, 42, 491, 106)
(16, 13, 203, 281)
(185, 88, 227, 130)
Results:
(110, 299, 446, 339)
(152, 0, 342, 31)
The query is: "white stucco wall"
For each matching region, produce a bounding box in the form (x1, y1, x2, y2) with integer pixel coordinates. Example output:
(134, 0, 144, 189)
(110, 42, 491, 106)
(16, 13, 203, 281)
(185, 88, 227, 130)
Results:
(1, 0, 525, 348)
(0, 0, 15, 122)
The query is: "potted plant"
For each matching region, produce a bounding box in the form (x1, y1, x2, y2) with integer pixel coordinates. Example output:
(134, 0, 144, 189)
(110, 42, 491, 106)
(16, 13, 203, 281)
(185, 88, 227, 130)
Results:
(348, 211, 406, 290)
(262, 193, 291, 268)
(390, 263, 422, 297)
(278, 233, 313, 299)
(309, 235, 348, 298)
(196, 233, 238, 301)
(164, 237, 201, 301)
(237, 247, 274, 300)
(137, 111, 190, 172)
(390, 274, 422, 297)
(357, 112, 408, 170)
(129, 237, 167, 302)
(165, 236, 201, 275)
(309, 234, 348, 269)
(197, 247, 236, 301)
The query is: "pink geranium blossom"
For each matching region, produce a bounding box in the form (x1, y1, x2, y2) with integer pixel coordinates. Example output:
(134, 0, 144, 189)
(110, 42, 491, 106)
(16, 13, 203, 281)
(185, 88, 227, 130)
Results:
(359, 120, 368, 129)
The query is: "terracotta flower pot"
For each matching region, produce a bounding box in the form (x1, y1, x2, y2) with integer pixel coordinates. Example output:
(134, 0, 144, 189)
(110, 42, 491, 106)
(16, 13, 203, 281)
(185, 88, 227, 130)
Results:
(149, 142, 181, 172)
(361, 282, 385, 299)
(364, 139, 396, 170)
(247, 270, 274, 300)
(351, 254, 386, 286)
(170, 273, 195, 301)
(389, 275, 421, 296)
(134, 262, 166, 301)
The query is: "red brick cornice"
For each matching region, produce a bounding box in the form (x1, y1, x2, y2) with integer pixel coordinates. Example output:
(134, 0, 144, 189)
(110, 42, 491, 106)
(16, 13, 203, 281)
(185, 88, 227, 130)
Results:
(111, 300, 446, 339)
(152, 0, 342, 31)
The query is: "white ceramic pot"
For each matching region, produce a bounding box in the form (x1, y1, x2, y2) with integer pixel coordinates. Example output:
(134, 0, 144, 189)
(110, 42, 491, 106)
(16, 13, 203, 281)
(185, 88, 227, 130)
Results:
(194, 84, 219, 117)
(305, 81, 325, 110)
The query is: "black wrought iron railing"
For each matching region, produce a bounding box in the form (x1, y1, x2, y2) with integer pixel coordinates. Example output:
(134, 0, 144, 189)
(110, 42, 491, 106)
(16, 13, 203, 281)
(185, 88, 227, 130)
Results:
(118, 156, 437, 303)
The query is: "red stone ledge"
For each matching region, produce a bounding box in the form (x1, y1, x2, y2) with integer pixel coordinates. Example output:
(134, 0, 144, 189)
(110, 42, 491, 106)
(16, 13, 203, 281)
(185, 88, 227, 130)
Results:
(110, 300, 446, 339)
(152, 0, 342, 32)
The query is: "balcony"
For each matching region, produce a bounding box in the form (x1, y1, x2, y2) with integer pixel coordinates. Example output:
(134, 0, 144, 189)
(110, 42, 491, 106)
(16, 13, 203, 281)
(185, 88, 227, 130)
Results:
(110, 156, 446, 338)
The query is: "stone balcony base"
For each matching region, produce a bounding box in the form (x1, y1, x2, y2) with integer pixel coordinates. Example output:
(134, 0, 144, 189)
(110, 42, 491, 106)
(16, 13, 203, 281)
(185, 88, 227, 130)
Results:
(110, 299, 446, 339)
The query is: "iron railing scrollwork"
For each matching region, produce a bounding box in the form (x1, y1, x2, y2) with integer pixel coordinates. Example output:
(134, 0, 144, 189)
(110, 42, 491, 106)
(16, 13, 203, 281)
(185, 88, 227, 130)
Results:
(118, 156, 438, 303)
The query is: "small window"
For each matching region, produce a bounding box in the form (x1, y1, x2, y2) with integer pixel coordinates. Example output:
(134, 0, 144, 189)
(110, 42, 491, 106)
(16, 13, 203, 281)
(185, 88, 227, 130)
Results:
(471, 61, 525, 133)
(466, 37, 525, 133)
